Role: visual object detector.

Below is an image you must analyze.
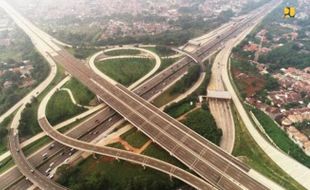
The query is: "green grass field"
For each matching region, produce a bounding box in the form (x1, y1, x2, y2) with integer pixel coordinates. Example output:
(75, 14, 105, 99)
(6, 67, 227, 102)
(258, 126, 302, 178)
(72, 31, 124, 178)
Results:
(250, 107, 310, 168)
(46, 91, 86, 125)
(63, 78, 95, 105)
(232, 106, 305, 190)
(164, 101, 195, 118)
(104, 49, 141, 56)
(95, 58, 155, 87)
(121, 128, 149, 148)
(57, 156, 184, 190)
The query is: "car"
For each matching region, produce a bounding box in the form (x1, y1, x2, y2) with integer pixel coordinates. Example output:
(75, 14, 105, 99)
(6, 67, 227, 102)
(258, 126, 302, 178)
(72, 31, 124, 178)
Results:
(108, 118, 112, 122)
(60, 152, 65, 156)
(25, 177, 29, 181)
(48, 174, 54, 179)
(42, 153, 48, 160)
(70, 148, 74, 152)
(45, 168, 52, 174)
(16, 149, 19, 152)
(49, 162, 54, 167)
(49, 143, 55, 149)
(30, 169, 34, 173)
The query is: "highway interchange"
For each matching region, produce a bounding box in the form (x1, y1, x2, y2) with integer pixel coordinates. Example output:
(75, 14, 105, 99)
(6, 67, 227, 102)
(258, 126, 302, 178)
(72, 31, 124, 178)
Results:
(0, 0, 291, 189)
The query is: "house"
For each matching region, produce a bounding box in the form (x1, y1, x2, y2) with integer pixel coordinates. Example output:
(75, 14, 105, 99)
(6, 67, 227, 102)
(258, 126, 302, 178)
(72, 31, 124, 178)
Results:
(286, 126, 299, 138)
(3, 80, 13, 89)
(303, 141, 310, 156)
(292, 133, 309, 148)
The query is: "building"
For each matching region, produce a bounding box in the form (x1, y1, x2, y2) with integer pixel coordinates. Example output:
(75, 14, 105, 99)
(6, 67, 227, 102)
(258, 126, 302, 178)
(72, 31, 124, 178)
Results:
(303, 141, 310, 156)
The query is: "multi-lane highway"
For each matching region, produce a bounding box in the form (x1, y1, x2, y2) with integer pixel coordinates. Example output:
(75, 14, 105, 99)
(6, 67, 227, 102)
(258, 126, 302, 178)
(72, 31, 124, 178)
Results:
(207, 48, 235, 153)
(0, 15, 224, 190)
(0, 0, 283, 189)
(25, 2, 276, 190)
(8, 130, 67, 190)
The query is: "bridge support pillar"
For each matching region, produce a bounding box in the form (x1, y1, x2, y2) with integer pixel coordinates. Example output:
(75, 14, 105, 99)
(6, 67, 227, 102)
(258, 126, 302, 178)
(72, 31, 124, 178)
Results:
(96, 95, 103, 103)
(92, 153, 97, 159)
(142, 165, 146, 170)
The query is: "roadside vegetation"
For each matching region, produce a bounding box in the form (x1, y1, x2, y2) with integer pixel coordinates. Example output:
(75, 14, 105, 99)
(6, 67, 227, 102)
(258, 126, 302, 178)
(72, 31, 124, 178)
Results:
(0, 29, 50, 115)
(171, 65, 201, 95)
(156, 58, 179, 73)
(0, 156, 14, 174)
(56, 156, 186, 190)
(153, 65, 201, 107)
(143, 46, 175, 57)
(0, 115, 13, 154)
(181, 104, 222, 145)
(19, 67, 66, 140)
(67, 47, 99, 59)
(22, 136, 52, 157)
(95, 58, 155, 86)
(250, 107, 310, 168)
(232, 106, 306, 190)
(164, 97, 196, 118)
(104, 49, 141, 56)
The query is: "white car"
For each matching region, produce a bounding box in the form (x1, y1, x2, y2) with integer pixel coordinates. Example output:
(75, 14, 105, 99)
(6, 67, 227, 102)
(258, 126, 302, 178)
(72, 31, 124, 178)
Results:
(49, 162, 54, 167)
(48, 174, 54, 179)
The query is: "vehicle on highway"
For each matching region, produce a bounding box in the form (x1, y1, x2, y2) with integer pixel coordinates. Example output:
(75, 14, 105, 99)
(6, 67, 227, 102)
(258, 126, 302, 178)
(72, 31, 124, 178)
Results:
(42, 153, 48, 160)
(49, 162, 54, 167)
(45, 168, 52, 174)
(48, 174, 54, 179)
(49, 143, 55, 149)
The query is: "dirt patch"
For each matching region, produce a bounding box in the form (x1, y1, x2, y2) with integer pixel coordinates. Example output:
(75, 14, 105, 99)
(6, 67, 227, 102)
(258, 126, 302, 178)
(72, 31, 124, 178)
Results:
(99, 155, 116, 162)
(232, 68, 265, 97)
